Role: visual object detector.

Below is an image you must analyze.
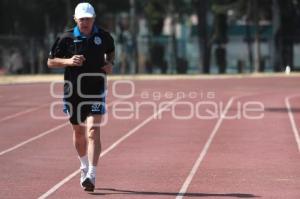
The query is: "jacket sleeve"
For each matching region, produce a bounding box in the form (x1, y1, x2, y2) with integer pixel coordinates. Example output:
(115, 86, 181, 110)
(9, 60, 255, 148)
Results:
(48, 35, 68, 59)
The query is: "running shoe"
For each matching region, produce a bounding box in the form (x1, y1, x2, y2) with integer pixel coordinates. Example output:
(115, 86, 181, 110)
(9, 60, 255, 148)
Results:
(82, 177, 95, 192)
(80, 168, 88, 188)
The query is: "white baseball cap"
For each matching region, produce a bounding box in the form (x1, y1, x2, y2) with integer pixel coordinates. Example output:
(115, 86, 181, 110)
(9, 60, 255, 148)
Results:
(74, 2, 96, 19)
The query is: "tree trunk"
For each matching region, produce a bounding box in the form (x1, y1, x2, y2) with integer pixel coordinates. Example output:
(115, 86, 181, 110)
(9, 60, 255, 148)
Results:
(275, 0, 295, 71)
(129, 0, 139, 74)
(253, 0, 261, 73)
(214, 13, 227, 74)
(196, 0, 211, 74)
(272, 0, 281, 72)
(245, 0, 254, 72)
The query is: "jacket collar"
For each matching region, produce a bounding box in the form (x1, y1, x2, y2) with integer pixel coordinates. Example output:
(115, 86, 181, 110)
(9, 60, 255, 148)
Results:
(73, 25, 98, 38)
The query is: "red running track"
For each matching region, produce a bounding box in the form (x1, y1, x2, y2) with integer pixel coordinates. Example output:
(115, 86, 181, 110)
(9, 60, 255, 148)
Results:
(0, 76, 300, 199)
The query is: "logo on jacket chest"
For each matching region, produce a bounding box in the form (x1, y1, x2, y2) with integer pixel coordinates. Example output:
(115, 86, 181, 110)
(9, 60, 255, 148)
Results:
(94, 36, 102, 45)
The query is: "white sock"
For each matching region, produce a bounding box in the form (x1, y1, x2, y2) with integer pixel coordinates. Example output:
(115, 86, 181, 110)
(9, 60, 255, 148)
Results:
(78, 155, 88, 171)
(87, 166, 97, 178)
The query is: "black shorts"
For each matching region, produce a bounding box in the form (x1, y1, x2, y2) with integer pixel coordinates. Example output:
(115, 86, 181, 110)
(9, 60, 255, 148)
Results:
(63, 97, 106, 125)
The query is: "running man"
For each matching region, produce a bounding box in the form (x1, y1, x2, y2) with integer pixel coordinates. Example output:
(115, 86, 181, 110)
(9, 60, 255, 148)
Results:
(47, 2, 115, 192)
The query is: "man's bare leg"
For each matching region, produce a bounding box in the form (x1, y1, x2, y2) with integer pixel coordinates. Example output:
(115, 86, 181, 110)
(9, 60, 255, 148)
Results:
(72, 125, 87, 157)
(82, 115, 102, 191)
(86, 115, 102, 166)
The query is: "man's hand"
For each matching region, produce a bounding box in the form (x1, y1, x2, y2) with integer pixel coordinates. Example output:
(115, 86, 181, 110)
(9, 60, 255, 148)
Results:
(68, 55, 86, 66)
(102, 62, 113, 74)
(47, 55, 85, 68)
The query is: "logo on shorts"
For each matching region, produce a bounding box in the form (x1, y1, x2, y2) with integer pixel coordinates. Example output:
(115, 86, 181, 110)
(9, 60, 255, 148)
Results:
(94, 36, 102, 45)
(91, 103, 101, 112)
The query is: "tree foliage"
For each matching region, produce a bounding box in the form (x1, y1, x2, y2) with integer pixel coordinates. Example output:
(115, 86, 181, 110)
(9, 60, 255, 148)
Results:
(0, 0, 129, 37)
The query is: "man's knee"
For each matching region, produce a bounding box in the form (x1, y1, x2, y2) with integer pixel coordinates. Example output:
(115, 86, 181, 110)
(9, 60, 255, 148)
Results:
(73, 125, 85, 138)
(87, 126, 100, 140)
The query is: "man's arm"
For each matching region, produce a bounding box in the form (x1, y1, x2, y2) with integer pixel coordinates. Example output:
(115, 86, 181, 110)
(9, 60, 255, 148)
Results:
(47, 55, 86, 68)
(106, 51, 115, 64)
(102, 51, 115, 74)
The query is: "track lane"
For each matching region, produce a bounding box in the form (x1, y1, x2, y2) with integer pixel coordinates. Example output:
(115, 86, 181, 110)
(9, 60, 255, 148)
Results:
(0, 97, 154, 199)
(45, 96, 233, 199)
(1, 77, 300, 199)
(0, 82, 120, 152)
(185, 92, 300, 199)
(285, 95, 300, 153)
(0, 80, 186, 199)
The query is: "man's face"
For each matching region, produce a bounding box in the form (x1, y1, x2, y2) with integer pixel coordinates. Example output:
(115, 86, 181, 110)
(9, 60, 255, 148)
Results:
(75, 17, 95, 36)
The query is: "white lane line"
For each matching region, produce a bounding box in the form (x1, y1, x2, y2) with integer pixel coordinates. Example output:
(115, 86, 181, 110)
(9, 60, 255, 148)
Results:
(176, 97, 235, 199)
(285, 95, 300, 153)
(0, 100, 118, 156)
(37, 98, 179, 199)
(0, 103, 49, 123)
(0, 122, 69, 156)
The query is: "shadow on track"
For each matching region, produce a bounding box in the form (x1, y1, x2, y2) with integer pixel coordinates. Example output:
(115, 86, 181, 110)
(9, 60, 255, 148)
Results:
(90, 188, 260, 198)
(264, 107, 300, 113)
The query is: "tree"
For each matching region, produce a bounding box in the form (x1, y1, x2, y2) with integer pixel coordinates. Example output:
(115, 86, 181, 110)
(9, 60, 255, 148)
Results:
(142, 0, 167, 73)
(211, 0, 236, 74)
(192, 0, 211, 74)
(274, 0, 300, 71)
(0, 0, 130, 74)
(225, 0, 272, 72)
